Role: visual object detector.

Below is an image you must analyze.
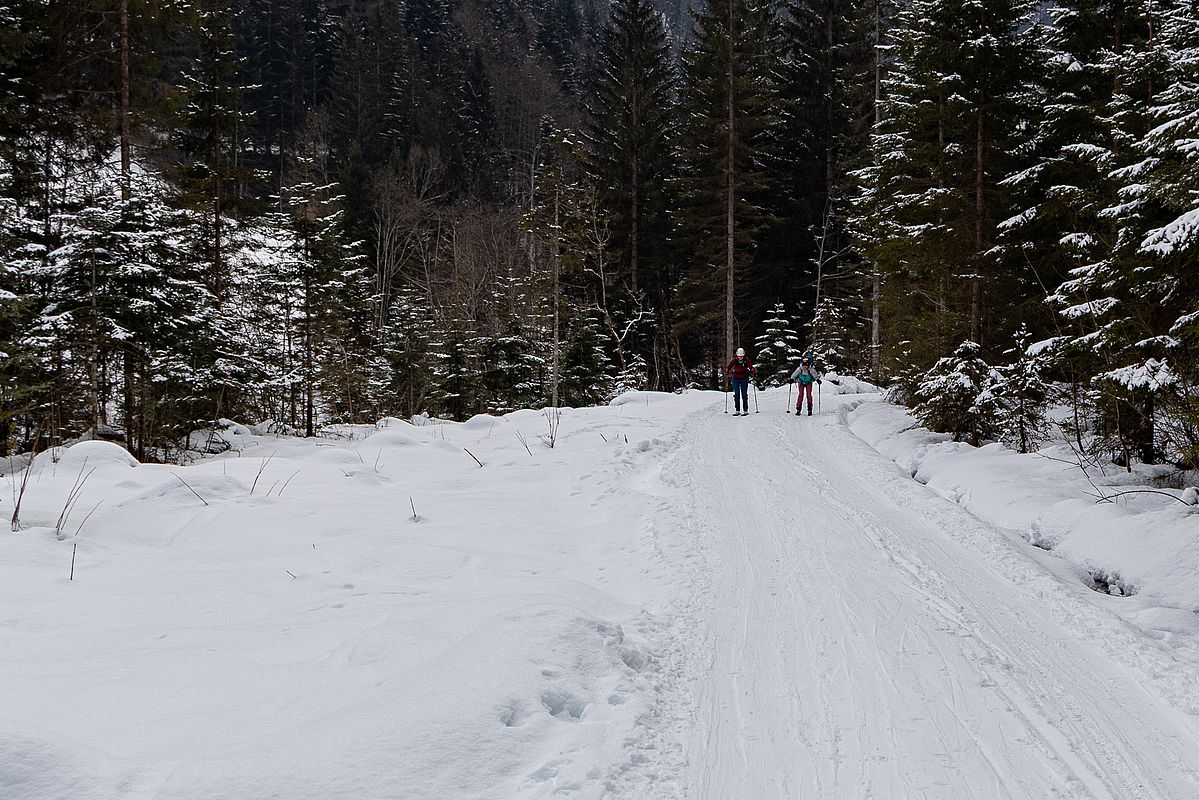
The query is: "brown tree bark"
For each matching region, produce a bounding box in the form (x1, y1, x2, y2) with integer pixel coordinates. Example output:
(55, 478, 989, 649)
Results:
(724, 0, 736, 362)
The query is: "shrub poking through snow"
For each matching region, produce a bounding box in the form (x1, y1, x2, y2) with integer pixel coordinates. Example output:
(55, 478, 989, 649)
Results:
(912, 341, 1001, 446)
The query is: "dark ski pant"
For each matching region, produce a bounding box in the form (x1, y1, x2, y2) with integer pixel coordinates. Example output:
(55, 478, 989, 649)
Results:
(730, 378, 749, 412)
(796, 382, 814, 411)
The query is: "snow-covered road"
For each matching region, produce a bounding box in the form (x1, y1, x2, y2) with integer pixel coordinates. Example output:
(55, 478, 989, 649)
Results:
(673, 399, 1199, 799)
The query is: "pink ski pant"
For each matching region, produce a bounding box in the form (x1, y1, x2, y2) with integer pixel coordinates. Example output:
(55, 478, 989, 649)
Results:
(796, 383, 814, 409)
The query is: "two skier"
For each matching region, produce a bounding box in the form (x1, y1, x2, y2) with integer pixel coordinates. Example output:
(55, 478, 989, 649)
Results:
(790, 353, 823, 416)
(725, 349, 823, 416)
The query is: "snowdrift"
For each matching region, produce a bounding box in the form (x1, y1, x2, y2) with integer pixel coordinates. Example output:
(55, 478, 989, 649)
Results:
(847, 400, 1199, 632)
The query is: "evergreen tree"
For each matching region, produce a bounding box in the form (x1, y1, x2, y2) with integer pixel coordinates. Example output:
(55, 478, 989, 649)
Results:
(808, 297, 854, 373)
(774, 0, 880, 327)
(753, 303, 803, 386)
(1044, 0, 1183, 466)
(994, 325, 1054, 454)
(24, 173, 219, 454)
(585, 0, 676, 302)
(862, 0, 1041, 372)
(175, 0, 257, 302)
(912, 340, 1001, 446)
(379, 288, 439, 418)
(428, 314, 480, 420)
(585, 0, 677, 383)
(675, 0, 782, 365)
(558, 312, 614, 405)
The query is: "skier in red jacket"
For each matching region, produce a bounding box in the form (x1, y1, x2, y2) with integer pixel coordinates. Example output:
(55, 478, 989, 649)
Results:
(725, 348, 756, 416)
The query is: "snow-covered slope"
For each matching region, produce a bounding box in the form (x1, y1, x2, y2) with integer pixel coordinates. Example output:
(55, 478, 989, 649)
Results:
(4, 389, 1199, 799)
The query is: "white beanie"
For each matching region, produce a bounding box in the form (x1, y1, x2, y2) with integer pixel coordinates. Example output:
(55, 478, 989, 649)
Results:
(736, 348, 746, 357)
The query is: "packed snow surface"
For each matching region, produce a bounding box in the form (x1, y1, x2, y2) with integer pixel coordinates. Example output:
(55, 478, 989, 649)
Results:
(4, 390, 1199, 799)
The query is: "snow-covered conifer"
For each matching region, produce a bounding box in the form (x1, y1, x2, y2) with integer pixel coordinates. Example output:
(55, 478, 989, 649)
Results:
(994, 326, 1055, 453)
(912, 341, 1001, 446)
(754, 303, 804, 387)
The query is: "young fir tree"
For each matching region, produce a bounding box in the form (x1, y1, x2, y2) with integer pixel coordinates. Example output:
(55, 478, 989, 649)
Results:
(0, 176, 42, 455)
(994, 325, 1054, 454)
(379, 288, 438, 418)
(29, 177, 217, 454)
(753, 303, 804, 386)
(558, 313, 615, 406)
(808, 297, 854, 374)
(475, 275, 548, 413)
(428, 313, 480, 420)
(912, 340, 1001, 446)
(674, 0, 781, 365)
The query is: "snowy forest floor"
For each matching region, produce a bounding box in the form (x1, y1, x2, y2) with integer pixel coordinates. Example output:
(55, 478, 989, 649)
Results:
(3, 389, 1199, 799)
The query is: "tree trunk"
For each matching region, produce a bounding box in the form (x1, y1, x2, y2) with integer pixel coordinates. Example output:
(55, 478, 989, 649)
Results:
(552, 186, 561, 408)
(631, 160, 640, 296)
(303, 240, 315, 438)
(88, 254, 101, 434)
(724, 0, 736, 361)
(972, 101, 985, 345)
(119, 0, 131, 202)
(870, 0, 883, 379)
(630, 79, 640, 296)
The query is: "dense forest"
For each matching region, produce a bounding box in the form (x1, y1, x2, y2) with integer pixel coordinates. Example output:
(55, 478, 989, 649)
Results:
(0, 0, 1196, 468)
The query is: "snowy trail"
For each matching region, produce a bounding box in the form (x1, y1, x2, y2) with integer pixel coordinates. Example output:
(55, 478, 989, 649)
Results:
(5, 391, 1199, 799)
(676, 397, 1199, 799)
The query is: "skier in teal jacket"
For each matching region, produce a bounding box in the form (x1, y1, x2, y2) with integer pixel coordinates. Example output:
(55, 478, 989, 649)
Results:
(789, 353, 823, 415)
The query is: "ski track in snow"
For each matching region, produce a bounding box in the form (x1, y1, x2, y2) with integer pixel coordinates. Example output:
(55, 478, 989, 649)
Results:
(665, 394, 1199, 799)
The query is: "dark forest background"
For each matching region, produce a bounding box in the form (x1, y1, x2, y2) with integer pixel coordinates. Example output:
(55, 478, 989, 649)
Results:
(1, 0, 1196, 468)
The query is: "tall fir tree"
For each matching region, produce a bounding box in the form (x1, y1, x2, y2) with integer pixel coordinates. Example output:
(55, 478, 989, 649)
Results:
(675, 0, 782, 368)
(861, 0, 1041, 374)
(585, 0, 677, 384)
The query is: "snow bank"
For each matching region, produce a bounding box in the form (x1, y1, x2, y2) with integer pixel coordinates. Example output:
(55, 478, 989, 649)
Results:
(0, 390, 718, 800)
(847, 399, 1199, 623)
(824, 371, 879, 395)
(609, 389, 684, 407)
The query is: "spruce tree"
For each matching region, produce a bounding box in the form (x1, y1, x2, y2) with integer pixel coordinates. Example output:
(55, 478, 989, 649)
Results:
(428, 313, 480, 420)
(175, 0, 256, 301)
(585, 0, 676, 304)
(753, 303, 803, 386)
(862, 0, 1040, 371)
(559, 313, 615, 406)
(775, 0, 879, 327)
(912, 340, 1001, 446)
(675, 0, 782, 365)
(1044, 0, 1182, 466)
(994, 326, 1054, 454)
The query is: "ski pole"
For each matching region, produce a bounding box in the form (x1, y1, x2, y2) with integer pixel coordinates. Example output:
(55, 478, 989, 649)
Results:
(753, 381, 760, 413)
(724, 380, 729, 414)
(786, 382, 792, 413)
(818, 382, 822, 414)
